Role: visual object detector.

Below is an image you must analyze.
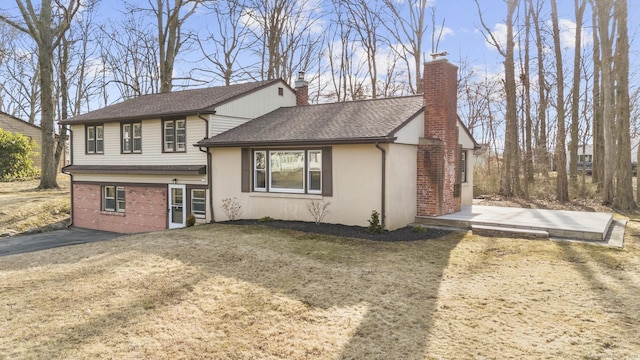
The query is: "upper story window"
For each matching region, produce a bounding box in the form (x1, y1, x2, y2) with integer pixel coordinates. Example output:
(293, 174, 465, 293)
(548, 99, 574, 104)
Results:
(121, 122, 142, 153)
(86, 124, 104, 154)
(163, 119, 186, 152)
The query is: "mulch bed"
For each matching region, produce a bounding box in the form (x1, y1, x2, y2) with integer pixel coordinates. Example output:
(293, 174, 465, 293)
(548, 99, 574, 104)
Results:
(220, 219, 455, 242)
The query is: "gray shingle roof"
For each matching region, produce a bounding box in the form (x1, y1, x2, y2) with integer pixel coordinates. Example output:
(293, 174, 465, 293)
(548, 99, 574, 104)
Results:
(60, 79, 284, 124)
(199, 95, 424, 147)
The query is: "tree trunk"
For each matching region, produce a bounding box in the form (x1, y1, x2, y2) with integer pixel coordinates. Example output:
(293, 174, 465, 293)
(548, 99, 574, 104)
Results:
(613, 0, 635, 210)
(591, 0, 604, 187)
(596, 1, 616, 205)
(531, 0, 548, 177)
(551, 0, 569, 202)
(569, 0, 586, 183)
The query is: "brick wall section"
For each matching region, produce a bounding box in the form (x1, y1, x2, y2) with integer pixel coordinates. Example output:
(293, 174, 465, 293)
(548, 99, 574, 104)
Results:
(295, 85, 309, 106)
(73, 183, 167, 233)
(417, 59, 462, 217)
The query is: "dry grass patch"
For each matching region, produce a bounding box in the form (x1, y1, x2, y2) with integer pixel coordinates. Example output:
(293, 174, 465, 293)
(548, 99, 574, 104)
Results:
(0, 176, 70, 235)
(1, 222, 639, 359)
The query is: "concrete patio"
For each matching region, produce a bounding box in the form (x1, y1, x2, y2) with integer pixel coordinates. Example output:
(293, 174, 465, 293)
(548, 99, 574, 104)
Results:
(414, 205, 626, 248)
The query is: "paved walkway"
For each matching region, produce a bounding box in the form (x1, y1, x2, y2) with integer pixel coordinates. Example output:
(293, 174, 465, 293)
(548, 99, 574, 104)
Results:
(417, 205, 625, 248)
(0, 228, 122, 257)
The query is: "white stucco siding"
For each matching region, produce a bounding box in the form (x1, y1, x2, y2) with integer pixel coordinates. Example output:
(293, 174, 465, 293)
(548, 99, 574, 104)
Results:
(461, 149, 474, 205)
(71, 116, 207, 166)
(385, 143, 418, 229)
(210, 83, 296, 136)
(458, 120, 476, 150)
(211, 145, 390, 228)
(393, 116, 423, 145)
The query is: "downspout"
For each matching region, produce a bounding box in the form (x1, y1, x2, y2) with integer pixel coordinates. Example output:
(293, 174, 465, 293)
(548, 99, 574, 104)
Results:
(375, 143, 386, 227)
(61, 127, 74, 228)
(197, 113, 215, 223)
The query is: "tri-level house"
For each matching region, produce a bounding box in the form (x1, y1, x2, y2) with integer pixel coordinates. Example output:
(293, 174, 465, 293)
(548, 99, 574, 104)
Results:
(62, 59, 478, 233)
(61, 80, 297, 233)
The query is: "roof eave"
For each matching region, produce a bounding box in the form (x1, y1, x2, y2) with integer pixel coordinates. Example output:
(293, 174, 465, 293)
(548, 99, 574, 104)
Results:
(199, 137, 397, 148)
(60, 109, 217, 125)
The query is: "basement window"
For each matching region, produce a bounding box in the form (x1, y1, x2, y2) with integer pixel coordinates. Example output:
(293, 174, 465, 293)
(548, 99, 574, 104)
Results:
(103, 185, 125, 212)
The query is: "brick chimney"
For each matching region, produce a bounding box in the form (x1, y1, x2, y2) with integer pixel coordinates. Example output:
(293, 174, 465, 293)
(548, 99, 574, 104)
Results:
(295, 71, 309, 106)
(416, 59, 461, 217)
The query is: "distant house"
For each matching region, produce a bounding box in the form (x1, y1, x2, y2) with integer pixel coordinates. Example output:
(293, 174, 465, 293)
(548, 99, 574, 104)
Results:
(570, 138, 639, 175)
(0, 112, 68, 173)
(61, 59, 478, 233)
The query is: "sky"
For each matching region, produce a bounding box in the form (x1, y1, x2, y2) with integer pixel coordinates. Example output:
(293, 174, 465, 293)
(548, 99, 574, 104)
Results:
(93, 0, 640, 91)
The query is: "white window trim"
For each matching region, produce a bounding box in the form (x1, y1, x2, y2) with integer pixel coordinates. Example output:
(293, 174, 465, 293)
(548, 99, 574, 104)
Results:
(191, 189, 206, 219)
(253, 149, 322, 195)
(254, 151, 267, 192)
(103, 185, 125, 212)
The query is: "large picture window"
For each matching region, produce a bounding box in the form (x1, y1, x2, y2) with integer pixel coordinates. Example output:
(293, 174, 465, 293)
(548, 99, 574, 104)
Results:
(163, 119, 186, 152)
(251, 149, 324, 194)
(242, 147, 331, 196)
(103, 185, 125, 212)
(122, 122, 142, 153)
(86, 124, 104, 154)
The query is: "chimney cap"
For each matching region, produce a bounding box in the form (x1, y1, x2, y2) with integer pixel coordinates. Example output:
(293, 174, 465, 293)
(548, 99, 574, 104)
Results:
(429, 51, 449, 60)
(295, 71, 308, 88)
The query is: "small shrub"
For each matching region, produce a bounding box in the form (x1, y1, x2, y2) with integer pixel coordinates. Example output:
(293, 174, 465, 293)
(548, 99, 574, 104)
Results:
(306, 200, 331, 225)
(258, 216, 275, 222)
(412, 225, 427, 233)
(221, 197, 242, 221)
(367, 210, 385, 234)
(186, 213, 196, 227)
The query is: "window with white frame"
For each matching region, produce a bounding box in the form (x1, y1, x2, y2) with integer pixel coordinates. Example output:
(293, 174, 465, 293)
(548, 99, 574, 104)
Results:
(191, 189, 206, 218)
(103, 185, 125, 212)
(254, 151, 267, 191)
(252, 149, 322, 194)
(163, 119, 186, 152)
(122, 122, 142, 153)
(461, 151, 467, 183)
(86, 124, 104, 154)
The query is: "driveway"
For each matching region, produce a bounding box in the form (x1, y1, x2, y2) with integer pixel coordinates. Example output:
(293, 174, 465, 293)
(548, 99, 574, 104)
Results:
(0, 227, 122, 257)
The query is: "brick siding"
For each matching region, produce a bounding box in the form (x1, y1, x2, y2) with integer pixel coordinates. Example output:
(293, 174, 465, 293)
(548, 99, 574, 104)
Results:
(417, 60, 462, 216)
(73, 183, 167, 233)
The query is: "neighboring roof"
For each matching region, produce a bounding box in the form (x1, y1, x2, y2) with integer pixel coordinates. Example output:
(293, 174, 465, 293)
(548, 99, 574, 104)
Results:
(60, 79, 288, 125)
(0, 111, 40, 131)
(198, 96, 425, 147)
(63, 165, 206, 175)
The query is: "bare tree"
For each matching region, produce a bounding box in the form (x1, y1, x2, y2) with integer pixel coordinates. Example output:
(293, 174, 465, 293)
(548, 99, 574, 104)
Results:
(595, 0, 617, 204)
(530, 0, 549, 176)
(568, 0, 587, 183)
(194, 0, 254, 85)
(590, 0, 603, 186)
(550, 0, 569, 202)
(98, 16, 161, 101)
(381, 0, 429, 94)
(344, 0, 382, 98)
(148, 0, 199, 92)
(612, 0, 635, 210)
(0, 0, 81, 189)
(244, 0, 322, 84)
(475, 0, 521, 197)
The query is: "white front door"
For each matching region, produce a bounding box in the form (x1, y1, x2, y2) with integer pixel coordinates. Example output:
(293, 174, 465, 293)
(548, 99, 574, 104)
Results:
(168, 184, 186, 229)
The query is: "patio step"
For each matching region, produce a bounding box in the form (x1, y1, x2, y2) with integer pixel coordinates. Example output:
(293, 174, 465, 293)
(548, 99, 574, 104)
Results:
(471, 224, 549, 239)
